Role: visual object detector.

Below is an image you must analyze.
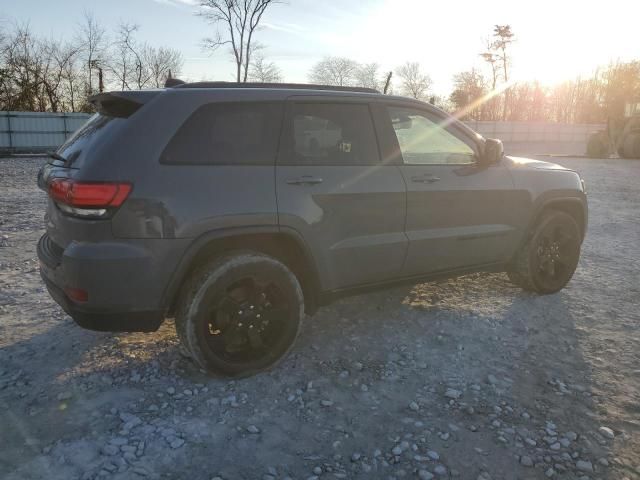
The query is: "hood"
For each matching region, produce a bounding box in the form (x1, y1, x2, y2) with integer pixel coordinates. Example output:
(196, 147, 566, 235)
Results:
(506, 156, 571, 171)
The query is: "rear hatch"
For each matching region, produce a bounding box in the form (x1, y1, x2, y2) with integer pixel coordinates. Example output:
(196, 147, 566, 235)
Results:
(38, 91, 159, 249)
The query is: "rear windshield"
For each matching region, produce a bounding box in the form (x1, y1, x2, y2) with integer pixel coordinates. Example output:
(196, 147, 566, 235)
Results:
(56, 113, 125, 168)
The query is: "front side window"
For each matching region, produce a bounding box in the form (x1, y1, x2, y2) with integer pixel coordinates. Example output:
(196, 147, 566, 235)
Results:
(388, 107, 476, 165)
(161, 102, 283, 165)
(287, 103, 380, 165)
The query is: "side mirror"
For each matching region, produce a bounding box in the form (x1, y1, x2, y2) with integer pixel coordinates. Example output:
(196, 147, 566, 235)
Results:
(482, 138, 504, 165)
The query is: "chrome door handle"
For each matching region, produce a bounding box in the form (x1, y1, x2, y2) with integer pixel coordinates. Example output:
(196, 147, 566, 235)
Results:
(286, 176, 323, 185)
(411, 175, 440, 183)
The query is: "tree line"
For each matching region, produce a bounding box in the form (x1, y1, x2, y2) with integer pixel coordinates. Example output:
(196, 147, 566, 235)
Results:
(0, 12, 184, 112)
(449, 25, 640, 123)
(2, 3, 639, 125)
(306, 25, 640, 124)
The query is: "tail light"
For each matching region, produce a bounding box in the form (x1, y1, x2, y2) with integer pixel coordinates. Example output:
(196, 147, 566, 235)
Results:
(48, 179, 132, 218)
(64, 287, 88, 303)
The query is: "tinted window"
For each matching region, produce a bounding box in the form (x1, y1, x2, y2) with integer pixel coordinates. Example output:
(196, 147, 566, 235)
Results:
(388, 107, 476, 165)
(161, 102, 283, 165)
(286, 103, 379, 165)
(58, 113, 122, 168)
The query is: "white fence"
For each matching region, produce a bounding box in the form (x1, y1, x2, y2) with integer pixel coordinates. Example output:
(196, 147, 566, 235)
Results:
(467, 120, 604, 144)
(0, 111, 90, 153)
(0, 111, 605, 155)
(467, 120, 605, 155)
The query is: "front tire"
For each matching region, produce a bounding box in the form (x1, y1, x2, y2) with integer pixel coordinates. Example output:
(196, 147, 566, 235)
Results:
(508, 210, 582, 294)
(586, 131, 608, 158)
(175, 252, 304, 377)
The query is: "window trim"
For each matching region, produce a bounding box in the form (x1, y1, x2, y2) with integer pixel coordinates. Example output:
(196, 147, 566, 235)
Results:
(159, 101, 285, 166)
(380, 103, 481, 167)
(277, 100, 384, 167)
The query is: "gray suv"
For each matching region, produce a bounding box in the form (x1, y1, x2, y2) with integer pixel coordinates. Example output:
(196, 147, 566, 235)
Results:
(37, 82, 587, 377)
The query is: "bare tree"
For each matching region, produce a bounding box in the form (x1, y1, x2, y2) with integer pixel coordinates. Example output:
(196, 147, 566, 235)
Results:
(144, 46, 184, 87)
(248, 51, 282, 82)
(1, 24, 45, 111)
(110, 22, 134, 90)
(0, 16, 193, 111)
(490, 24, 515, 120)
(396, 62, 431, 100)
(449, 68, 487, 120)
(41, 39, 82, 111)
(110, 22, 152, 90)
(76, 11, 106, 95)
(355, 62, 381, 90)
(480, 38, 500, 91)
(309, 56, 359, 86)
(199, 0, 280, 82)
(479, 52, 501, 120)
(492, 26, 514, 86)
(59, 43, 83, 111)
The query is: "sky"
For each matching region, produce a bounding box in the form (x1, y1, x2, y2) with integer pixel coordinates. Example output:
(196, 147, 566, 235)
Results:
(3, 0, 639, 95)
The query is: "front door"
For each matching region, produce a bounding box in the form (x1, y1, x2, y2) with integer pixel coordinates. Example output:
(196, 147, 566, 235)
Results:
(382, 104, 519, 276)
(276, 100, 407, 291)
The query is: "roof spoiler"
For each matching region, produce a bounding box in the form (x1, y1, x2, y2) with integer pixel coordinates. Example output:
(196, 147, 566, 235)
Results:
(165, 77, 186, 88)
(89, 91, 159, 118)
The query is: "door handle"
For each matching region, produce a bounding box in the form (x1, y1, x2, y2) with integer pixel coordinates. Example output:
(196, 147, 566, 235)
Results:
(411, 174, 440, 183)
(286, 176, 323, 186)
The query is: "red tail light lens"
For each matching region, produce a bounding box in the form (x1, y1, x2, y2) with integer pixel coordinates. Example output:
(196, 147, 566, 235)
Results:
(49, 179, 132, 218)
(49, 179, 132, 208)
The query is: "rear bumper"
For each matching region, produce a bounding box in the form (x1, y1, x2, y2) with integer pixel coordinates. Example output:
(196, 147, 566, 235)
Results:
(37, 233, 167, 332)
(39, 272, 163, 332)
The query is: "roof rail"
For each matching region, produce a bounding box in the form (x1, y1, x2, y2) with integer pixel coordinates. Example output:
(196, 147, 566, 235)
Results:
(173, 81, 380, 94)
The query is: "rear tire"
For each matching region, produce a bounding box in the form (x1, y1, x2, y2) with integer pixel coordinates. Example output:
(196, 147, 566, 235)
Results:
(620, 132, 640, 159)
(175, 252, 304, 377)
(508, 210, 582, 294)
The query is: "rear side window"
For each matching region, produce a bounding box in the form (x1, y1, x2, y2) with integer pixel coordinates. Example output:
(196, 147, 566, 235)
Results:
(284, 103, 380, 165)
(161, 102, 283, 165)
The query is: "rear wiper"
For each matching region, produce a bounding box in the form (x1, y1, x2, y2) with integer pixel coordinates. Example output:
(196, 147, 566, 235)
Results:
(47, 151, 68, 164)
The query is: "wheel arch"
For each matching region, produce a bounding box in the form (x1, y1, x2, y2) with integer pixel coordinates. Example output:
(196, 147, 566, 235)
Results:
(527, 196, 587, 245)
(162, 226, 322, 317)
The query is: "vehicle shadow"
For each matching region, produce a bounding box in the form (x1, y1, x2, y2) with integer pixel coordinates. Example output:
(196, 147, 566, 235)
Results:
(0, 271, 628, 479)
(298, 272, 619, 479)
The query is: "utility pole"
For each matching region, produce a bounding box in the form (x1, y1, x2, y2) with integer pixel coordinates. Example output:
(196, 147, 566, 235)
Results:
(98, 67, 104, 93)
(90, 59, 104, 94)
(383, 71, 393, 94)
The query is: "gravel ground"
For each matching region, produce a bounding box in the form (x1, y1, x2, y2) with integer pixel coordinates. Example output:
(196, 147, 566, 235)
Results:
(1, 156, 639, 480)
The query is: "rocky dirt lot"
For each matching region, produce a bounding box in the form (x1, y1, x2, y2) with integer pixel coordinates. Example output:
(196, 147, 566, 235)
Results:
(1, 156, 639, 480)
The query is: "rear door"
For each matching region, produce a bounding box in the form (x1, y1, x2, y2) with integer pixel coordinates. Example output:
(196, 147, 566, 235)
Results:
(275, 98, 407, 291)
(381, 104, 519, 276)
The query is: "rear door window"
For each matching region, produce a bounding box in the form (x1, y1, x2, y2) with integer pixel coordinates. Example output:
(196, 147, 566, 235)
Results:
(161, 102, 284, 165)
(284, 103, 380, 165)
